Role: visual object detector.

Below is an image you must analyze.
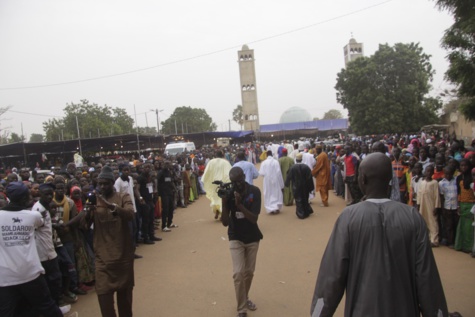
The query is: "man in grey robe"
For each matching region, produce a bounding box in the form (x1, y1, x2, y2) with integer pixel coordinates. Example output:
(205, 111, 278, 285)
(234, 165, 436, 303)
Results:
(310, 152, 448, 317)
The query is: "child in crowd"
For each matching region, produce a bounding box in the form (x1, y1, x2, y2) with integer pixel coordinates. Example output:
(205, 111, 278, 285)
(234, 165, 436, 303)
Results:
(439, 165, 459, 247)
(417, 165, 440, 247)
(454, 159, 475, 253)
(411, 162, 423, 210)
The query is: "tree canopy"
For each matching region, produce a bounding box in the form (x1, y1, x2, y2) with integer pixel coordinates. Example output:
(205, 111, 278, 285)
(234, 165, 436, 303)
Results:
(434, 0, 475, 120)
(29, 133, 44, 143)
(9, 132, 25, 143)
(335, 42, 441, 134)
(161, 106, 217, 134)
(322, 109, 343, 120)
(43, 100, 134, 141)
(232, 105, 243, 130)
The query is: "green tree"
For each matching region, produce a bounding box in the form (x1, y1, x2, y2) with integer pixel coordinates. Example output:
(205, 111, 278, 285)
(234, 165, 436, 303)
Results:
(335, 42, 441, 134)
(137, 126, 157, 134)
(434, 0, 475, 120)
(9, 132, 24, 143)
(161, 106, 217, 134)
(43, 100, 134, 141)
(232, 105, 243, 130)
(322, 109, 343, 120)
(0, 106, 12, 144)
(29, 133, 44, 143)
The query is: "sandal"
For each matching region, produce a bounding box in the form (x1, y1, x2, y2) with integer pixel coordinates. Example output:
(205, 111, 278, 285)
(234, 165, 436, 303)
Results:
(246, 299, 257, 311)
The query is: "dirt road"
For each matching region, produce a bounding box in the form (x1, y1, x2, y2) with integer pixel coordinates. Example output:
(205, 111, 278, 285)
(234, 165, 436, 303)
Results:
(72, 174, 474, 317)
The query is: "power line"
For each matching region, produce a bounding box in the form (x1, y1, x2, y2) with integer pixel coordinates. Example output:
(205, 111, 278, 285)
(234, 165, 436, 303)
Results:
(0, 0, 392, 91)
(6, 108, 159, 120)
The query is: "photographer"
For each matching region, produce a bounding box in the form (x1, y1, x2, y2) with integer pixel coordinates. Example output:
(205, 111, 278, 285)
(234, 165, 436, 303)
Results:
(221, 167, 263, 317)
(82, 166, 136, 317)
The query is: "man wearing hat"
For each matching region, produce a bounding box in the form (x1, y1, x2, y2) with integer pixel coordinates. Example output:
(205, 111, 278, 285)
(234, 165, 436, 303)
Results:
(0, 182, 63, 316)
(285, 153, 314, 219)
(82, 166, 136, 317)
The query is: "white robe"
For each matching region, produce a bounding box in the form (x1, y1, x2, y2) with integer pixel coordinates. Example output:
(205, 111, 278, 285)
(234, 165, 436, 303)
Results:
(302, 152, 316, 200)
(259, 156, 284, 213)
(302, 152, 316, 170)
(202, 158, 232, 214)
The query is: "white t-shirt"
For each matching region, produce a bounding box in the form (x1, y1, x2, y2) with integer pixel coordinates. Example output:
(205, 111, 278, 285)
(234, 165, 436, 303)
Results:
(31, 201, 57, 261)
(0, 209, 45, 286)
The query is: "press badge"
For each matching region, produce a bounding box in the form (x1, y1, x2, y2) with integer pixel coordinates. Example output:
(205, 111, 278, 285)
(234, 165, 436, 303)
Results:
(147, 182, 153, 193)
(164, 177, 172, 182)
(235, 211, 245, 219)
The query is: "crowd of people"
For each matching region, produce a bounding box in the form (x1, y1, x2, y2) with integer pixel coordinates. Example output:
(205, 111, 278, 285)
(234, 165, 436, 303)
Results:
(0, 131, 473, 316)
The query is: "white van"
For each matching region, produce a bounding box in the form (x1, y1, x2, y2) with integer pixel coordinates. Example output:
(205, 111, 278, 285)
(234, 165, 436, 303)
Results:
(164, 142, 196, 155)
(216, 137, 230, 147)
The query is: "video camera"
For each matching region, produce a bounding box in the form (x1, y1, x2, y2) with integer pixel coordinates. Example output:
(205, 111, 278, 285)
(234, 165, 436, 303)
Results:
(212, 180, 234, 199)
(86, 192, 97, 205)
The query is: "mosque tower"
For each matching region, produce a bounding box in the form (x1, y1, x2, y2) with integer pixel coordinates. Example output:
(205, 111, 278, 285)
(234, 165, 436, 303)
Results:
(343, 36, 364, 66)
(238, 45, 260, 131)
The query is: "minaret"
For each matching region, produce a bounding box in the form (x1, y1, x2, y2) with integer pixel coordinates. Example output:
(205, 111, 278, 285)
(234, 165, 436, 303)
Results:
(238, 45, 260, 131)
(343, 36, 364, 66)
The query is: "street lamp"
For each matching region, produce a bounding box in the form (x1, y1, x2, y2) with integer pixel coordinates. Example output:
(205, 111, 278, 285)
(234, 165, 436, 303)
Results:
(152, 109, 164, 134)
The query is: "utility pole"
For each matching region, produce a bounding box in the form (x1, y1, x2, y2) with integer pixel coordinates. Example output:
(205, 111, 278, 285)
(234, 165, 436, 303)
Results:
(75, 116, 82, 157)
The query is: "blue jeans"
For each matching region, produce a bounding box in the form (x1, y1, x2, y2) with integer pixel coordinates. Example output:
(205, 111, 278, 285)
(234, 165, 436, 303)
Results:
(0, 275, 62, 317)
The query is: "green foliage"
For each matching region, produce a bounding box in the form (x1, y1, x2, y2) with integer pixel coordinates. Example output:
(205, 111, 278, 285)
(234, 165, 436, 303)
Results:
(43, 100, 134, 141)
(322, 109, 343, 120)
(9, 132, 25, 143)
(137, 126, 157, 134)
(161, 106, 217, 134)
(434, 0, 475, 120)
(232, 105, 244, 130)
(335, 42, 440, 134)
(29, 133, 44, 143)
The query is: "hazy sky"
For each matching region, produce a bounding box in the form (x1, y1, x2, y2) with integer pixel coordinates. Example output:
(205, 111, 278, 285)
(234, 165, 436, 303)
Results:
(0, 0, 454, 140)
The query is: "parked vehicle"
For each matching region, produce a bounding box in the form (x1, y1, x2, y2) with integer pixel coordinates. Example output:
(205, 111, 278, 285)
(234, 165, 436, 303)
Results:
(164, 142, 196, 155)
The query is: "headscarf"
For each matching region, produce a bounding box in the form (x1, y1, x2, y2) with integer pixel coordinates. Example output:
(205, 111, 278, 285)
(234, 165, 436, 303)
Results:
(70, 186, 83, 212)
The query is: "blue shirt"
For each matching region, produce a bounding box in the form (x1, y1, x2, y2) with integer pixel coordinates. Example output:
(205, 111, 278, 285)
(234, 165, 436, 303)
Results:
(439, 178, 458, 210)
(233, 160, 259, 185)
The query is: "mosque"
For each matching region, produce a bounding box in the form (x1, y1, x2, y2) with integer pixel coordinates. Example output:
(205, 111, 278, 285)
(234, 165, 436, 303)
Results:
(237, 38, 363, 139)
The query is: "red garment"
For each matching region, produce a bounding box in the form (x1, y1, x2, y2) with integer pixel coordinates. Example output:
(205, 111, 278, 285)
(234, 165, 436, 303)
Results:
(73, 198, 83, 213)
(433, 170, 444, 181)
(344, 155, 356, 176)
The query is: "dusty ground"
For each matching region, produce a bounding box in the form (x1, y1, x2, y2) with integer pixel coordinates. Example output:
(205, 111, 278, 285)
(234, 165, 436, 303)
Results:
(71, 173, 475, 317)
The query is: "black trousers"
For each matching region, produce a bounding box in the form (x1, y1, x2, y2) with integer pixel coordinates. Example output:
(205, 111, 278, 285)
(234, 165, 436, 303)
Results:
(0, 275, 62, 317)
(139, 201, 155, 240)
(161, 194, 174, 229)
(41, 257, 62, 304)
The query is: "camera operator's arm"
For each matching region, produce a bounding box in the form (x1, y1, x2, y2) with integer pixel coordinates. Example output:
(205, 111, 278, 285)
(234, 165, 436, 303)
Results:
(234, 191, 258, 224)
(221, 196, 231, 227)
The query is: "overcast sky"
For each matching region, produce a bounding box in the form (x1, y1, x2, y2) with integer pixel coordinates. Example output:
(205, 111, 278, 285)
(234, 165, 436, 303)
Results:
(0, 0, 454, 140)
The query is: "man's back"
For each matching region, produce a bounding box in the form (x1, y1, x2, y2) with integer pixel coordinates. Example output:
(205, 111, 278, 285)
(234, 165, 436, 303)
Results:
(233, 160, 258, 185)
(311, 199, 448, 317)
(0, 209, 44, 286)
